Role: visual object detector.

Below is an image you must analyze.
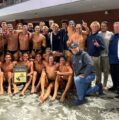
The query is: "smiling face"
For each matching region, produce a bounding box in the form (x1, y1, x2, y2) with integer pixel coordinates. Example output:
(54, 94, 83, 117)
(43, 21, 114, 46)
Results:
(5, 54, 12, 62)
(60, 57, 66, 65)
(35, 54, 42, 62)
(35, 26, 40, 33)
(101, 22, 108, 32)
(76, 24, 82, 33)
(23, 25, 28, 32)
(8, 24, 13, 32)
(48, 56, 54, 65)
(71, 47, 79, 54)
(113, 22, 119, 34)
(22, 53, 29, 61)
(90, 21, 100, 33)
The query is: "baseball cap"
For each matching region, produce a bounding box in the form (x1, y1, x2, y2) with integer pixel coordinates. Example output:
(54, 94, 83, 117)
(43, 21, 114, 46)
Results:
(70, 43, 79, 49)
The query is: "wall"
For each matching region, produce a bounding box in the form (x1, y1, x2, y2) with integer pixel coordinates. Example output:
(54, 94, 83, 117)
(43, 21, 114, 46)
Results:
(25, 9, 119, 30)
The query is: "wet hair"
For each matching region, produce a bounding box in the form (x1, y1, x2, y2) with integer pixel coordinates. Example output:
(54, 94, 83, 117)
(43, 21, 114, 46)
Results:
(22, 52, 29, 56)
(61, 19, 68, 25)
(35, 52, 42, 56)
(101, 21, 108, 26)
(90, 21, 100, 29)
(69, 20, 76, 26)
(60, 56, 66, 61)
(5, 53, 12, 57)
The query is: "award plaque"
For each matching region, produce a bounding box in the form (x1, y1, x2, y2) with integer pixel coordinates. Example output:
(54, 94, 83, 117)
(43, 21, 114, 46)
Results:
(14, 65, 27, 83)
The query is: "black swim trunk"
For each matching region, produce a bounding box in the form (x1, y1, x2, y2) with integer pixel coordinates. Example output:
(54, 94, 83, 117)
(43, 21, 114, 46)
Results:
(0, 50, 4, 56)
(48, 79, 54, 84)
(20, 50, 29, 54)
(7, 50, 18, 54)
(32, 48, 42, 53)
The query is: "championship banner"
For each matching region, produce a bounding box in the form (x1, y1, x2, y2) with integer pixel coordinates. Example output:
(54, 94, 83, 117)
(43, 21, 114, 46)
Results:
(14, 65, 27, 83)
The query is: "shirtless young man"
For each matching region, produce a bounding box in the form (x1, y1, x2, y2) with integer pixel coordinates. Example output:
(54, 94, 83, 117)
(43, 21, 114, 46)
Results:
(6, 24, 20, 60)
(43, 48, 53, 65)
(38, 56, 59, 103)
(31, 53, 44, 93)
(67, 21, 89, 50)
(18, 52, 33, 96)
(0, 27, 7, 61)
(51, 56, 73, 102)
(0, 62, 4, 95)
(17, 23, 23, 30)
(31, 25, 46, 58)
(18, 25, 31, 56)
(2, 53, 17, 95)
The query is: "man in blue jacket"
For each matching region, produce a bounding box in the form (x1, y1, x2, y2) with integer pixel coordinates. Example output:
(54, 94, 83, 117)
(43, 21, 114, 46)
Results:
(109, 22, 119, 98)
(71, 43, 103, 105)
(87, 21, 105, 85)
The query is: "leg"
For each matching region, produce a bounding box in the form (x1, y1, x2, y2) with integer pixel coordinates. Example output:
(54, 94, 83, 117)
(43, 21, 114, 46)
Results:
(0, 72, 4, 95)
(102, 56, 109, 88)
(20, 75, 32, 96)
(35, 75, 41, 93)
(7, 72, 13, 95)
(39, 82, 54, 103)
(39, 70, 48, 98)
(115, 65, 119, 93)
(74, 74, 95, 101)
(93, 57, 101, 85)
(13, 82, 19, 94)
(60, 75, 72, 102)
(31, 71, 37, 94)
(50, 75, 60, 101)
(110, 64, 118, 90)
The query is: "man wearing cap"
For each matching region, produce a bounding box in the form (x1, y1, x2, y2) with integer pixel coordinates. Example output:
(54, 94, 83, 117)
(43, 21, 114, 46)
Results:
(71, 43, 103, 105)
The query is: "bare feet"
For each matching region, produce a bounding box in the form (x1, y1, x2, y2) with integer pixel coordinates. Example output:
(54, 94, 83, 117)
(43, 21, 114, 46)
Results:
(50, 96, 56, 102)
(8, 91, 12, 96)
(38, 96, 44, 104)
(0, 91, 4, 95)
(103, 86, 108, 91)
(8, 87, 12, 96)
(13, 89, 19, 95)
(19, 92, 25, 96)
(35, 87, 39, 93)
(31, 88, 35, 94)
(60, 94, 65, 103)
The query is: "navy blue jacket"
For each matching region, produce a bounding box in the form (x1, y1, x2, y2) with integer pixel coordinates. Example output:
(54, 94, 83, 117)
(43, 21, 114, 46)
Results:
(87, 32, 105, 57)
(109, 34, 119, 64)
(72, 50, 94, 77)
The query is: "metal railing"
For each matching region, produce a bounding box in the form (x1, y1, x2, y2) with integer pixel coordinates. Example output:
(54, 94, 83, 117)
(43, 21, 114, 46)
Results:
(0, 0, 29, 9)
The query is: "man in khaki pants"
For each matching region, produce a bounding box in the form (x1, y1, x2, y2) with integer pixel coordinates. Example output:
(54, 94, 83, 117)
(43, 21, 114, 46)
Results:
(99, 21, 113, 89)
(86, 21, 105, 85)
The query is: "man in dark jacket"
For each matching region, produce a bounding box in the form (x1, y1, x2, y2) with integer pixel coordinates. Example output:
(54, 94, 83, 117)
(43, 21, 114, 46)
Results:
(109, 22, 119, 98)
(71, 43, 103, 105)
(86, 21, 105, 85)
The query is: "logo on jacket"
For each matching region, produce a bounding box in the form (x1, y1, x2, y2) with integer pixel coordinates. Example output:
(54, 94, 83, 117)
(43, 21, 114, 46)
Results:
(79, 60, 82, 64)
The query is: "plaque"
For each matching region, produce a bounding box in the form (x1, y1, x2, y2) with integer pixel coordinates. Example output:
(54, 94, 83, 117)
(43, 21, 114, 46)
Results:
(14, 65, 27, 83)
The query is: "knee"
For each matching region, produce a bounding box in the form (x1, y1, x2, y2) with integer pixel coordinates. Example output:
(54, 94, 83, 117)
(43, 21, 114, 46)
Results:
(7, 72, 12, 77)
(74, 76, 83, 83)
(33, 71, 37, 76)
(0, 72, 4, 77)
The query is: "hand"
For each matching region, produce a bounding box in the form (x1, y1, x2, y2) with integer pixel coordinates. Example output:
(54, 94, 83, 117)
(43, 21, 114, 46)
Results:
(27, 74, 31, 77)
(93, 40, 100, 47)
(79, 74, 85, 78)
(82, 20, 88, 28)
(56, 71, 62, 75)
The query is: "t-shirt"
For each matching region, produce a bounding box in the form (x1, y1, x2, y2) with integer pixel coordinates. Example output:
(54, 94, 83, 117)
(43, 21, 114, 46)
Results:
(99, 31, 113, 56)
